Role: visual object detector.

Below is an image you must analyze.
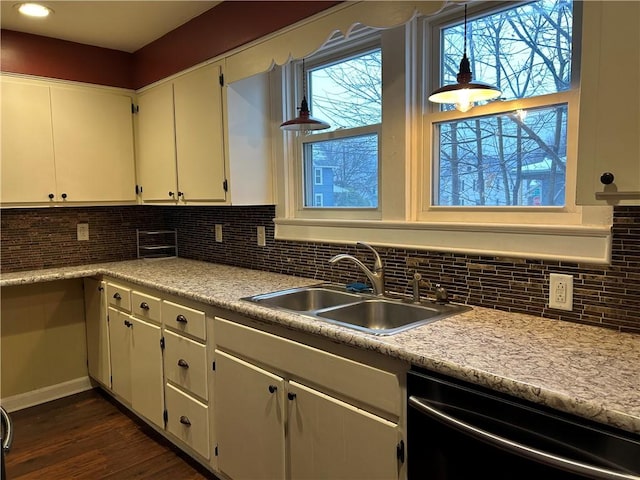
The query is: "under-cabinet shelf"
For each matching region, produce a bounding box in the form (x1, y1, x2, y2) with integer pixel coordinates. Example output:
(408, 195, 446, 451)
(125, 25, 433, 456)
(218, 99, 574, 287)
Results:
(137, 229, 178, 259)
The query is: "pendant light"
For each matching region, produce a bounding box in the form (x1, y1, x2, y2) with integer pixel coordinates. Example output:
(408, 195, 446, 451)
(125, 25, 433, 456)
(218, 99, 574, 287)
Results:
(280, 59, 330, 132)
(428, 4, 501, 113)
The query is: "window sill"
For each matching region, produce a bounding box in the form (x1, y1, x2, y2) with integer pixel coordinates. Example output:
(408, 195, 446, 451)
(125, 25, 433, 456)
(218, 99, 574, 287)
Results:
(273, 218, 612, 264)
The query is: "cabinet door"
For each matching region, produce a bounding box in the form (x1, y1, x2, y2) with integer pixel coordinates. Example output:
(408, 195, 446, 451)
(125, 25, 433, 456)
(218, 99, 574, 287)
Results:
(50, 86, 136, 202)
(174, 62, 227, 202)
(576, 1, 640, 205)
(136, 82, 179, 202)
(108, 307, 132, 404)
(0, 78, 57, 203)
(130, 316, 164, 429)
(84, 278, 110, 388)
(215, 350, 286, 480)
(288, 381, 400, 480)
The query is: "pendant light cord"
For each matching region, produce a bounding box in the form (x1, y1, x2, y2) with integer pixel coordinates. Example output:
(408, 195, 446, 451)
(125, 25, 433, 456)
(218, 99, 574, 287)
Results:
(463, 4, 468, 57)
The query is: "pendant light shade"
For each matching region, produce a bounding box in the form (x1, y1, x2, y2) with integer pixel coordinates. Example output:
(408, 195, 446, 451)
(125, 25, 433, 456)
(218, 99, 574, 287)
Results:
(428, 4, 501, 112)
(281, 59, 330, 132)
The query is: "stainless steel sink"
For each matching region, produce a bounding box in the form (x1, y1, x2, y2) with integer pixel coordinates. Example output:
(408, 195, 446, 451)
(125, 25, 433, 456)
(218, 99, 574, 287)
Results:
(243, 285, 471, 336)
(250, 287, 361, 311)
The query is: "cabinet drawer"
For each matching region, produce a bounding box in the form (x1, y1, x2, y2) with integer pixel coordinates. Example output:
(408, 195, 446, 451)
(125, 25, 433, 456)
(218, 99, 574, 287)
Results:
(163, 300, 206, 341)
(131, 291, 161, 324)
(106, 283, 131, 311)
(164, 329, 208, 401)
(165, 383, 210, 460)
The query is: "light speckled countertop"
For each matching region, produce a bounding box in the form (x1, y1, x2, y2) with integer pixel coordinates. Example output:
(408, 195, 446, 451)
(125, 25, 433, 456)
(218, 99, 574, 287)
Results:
(2, 258, 639, 435)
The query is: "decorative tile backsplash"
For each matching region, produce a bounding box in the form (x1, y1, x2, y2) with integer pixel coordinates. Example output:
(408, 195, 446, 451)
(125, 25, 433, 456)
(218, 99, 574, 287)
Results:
(1, 205, 638, 333)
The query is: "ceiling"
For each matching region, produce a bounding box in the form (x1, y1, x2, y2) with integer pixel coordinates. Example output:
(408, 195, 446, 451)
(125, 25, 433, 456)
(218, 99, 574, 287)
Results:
(0, 1, 221, 53)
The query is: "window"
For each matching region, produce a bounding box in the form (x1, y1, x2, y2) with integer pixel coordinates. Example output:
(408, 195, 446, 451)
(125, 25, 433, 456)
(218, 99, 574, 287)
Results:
(314, 193, 324, 206)
(299, 44, 382, 209)
(426, 0, 575, 210)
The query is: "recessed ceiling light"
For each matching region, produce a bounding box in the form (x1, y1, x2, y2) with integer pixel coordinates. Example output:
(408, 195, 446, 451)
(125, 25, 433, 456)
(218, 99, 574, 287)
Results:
(17, 3, 53, 18)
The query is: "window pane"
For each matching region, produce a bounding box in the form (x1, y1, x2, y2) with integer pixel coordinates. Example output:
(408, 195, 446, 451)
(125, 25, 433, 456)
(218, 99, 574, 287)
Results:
(309, 49, 382, 130)
(304, 134, 378, 208)
(434, 104, 567, 207)
(442, 0, 573, 103)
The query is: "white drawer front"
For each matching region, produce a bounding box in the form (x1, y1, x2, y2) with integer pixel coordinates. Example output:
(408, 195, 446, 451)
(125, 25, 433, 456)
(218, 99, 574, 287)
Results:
(106, 283, 131, 311)
(131, 290, 161, 324)
(162, 300, 206, 341)
(164, 329, 208, 401)
(165, 383, 210, 460)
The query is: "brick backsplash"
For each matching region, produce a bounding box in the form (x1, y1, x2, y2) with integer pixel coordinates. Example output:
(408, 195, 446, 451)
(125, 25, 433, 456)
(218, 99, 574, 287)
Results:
(0, 206, 165, 271)
(2, 205, 638, 333)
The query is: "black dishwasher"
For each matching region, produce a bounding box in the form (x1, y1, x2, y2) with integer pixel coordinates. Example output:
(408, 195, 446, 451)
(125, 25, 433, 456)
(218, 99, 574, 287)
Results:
(407, 368, 640, 480)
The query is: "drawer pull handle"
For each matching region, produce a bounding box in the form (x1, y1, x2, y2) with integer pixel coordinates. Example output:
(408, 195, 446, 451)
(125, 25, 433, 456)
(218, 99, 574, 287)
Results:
(177, 359, 189, 369)
(179, 416, 191, 426)
(176, 314, 188, 324)
(287, 392, 296, 401)
(113, 293, 122, 300)
(169, 191, 175, 197)
(139, 302, 150, 310)
(600, 172, 615, 185)
(268, 385, 277, 394)
(48, 193, 54, 199)
(124, 320, 132, 328)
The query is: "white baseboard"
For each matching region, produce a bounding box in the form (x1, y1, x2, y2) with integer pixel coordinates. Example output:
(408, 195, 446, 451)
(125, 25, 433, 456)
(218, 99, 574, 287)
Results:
(1, 376, 94, 412)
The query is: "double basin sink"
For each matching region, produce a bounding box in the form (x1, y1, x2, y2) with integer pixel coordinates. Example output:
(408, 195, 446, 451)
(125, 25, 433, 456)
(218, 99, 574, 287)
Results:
(244, 285, 471, 336)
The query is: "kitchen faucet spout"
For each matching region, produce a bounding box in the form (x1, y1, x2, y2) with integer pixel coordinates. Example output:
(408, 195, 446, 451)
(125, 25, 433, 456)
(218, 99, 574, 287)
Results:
(328, 242, 385, 296)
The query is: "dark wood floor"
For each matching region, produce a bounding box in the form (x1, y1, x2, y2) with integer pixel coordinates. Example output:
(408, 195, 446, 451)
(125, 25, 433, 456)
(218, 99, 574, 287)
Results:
(4, 388, 218, 479)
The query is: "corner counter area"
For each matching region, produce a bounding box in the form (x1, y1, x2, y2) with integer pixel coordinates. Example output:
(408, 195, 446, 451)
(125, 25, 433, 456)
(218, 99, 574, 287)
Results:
(1, 257, 638, 478)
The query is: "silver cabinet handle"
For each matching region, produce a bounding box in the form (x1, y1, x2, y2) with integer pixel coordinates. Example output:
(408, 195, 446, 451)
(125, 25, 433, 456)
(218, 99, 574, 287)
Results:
(1, 406, 13, 452)
(408, 396, 639, 480)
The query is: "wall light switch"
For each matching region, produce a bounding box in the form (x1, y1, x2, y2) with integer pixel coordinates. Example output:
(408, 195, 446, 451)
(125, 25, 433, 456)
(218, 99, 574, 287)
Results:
(215, 224, 223, 243)
(77, 222, 89, 241)
(549, 273, 573, 311)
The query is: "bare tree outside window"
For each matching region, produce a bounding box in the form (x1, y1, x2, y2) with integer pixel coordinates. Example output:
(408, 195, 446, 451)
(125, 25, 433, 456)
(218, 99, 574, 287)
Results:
(302, 48, 381, 208)
(435, 0, 573, 207)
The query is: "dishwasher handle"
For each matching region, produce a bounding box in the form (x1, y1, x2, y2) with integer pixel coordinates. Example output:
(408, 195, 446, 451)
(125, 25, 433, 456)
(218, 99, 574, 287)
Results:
(409, 396, 640, 480)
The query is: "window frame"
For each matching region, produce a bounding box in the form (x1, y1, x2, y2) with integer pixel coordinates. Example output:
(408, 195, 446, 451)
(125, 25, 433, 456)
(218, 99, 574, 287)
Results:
(419, 1, 583, 225)
(286, 31, 386, 220)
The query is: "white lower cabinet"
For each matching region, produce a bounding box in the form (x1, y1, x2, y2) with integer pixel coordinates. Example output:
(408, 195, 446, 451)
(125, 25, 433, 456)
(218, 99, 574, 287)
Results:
(215, 350, 287, 480)
(107, 305, 164, 428)
(214, 316, 406, 480)
(288, 380, 399, 480)
(85, 280, 407, 480)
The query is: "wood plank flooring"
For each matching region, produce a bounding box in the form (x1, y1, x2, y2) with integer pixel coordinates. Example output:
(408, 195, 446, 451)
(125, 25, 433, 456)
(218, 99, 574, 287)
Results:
(4, 388, 218, 480)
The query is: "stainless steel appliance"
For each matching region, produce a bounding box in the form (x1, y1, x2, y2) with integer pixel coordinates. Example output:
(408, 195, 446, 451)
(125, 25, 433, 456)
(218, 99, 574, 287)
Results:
(408, 368, 640, 480)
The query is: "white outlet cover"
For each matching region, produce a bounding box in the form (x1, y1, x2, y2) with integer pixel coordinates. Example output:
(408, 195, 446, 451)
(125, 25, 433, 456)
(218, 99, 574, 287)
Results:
(549, 273, 573, 311)
(77, 223, 89, 241)
(215, 224, 223, 243)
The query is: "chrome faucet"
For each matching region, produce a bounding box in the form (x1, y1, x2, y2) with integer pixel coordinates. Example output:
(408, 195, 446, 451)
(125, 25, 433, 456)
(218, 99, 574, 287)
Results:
(329, 242, 385, 296)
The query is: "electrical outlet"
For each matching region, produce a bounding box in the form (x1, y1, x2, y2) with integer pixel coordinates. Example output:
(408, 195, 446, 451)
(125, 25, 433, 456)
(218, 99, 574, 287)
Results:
(214, 224, 223, 243)
(257, 226, 266, 247)
(549, 273, 573, 311)
(77, 222, 89, 241)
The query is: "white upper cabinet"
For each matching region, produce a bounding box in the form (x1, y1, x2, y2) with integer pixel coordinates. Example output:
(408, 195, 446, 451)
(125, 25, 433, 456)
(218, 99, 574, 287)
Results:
(50, 86, 137, 202)
(1, 77, 57, 203)
(136, 61, 227, 204)
(174, 62, 227, 202)
(576, 1, 640, 205)
(136, 82, 179, 201)
(136, 62, 273, 205)
(0, 75, 137, 205)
